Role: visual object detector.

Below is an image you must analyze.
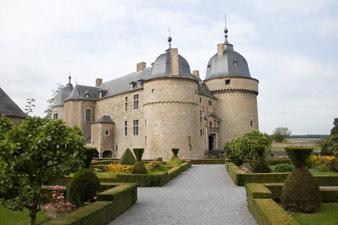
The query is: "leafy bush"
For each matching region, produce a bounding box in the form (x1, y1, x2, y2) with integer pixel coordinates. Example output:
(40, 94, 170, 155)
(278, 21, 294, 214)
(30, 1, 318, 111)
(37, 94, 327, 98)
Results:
(309, 155, 338, 172)
(320, 134, 338, 158)
(224, 131, 272, 166)
(146, 161, 164, 172)
(273, 163, 294, 172)
(118, 148, 136, 165)
(83, 147, 97, 168)
(67, 169, 101, 206)
(252, 158, 269, 173)
(281, 147, 321, 213)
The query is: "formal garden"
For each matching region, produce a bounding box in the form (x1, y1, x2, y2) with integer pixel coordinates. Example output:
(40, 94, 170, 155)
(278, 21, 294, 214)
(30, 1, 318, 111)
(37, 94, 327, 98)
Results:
(225, 119, 338, 225)
(1, 115, 337, 225)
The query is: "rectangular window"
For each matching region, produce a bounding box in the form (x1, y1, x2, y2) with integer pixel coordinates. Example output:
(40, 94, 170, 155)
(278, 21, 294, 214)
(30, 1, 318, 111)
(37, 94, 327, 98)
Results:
(133, 120, 139, 135)
(124, 121, 128, 136)
(250, 120, 253, 126)
(125, 96, 128, 111)
(200, 129, 203, 136)
(208, 100, 212, 106)
(85, 109, 92, 122)
(225, 79, 231, 85)
(116, 145, 118, 151)
(133, 94, 139, 109)
(200, 111, 202, 124)
(53, 113, 58, 120)
(199, 97, 202, 103)
(105, 130, 109, 136)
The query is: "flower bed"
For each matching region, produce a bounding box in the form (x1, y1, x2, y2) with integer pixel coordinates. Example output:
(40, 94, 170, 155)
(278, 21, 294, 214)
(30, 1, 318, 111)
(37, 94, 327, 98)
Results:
(42, 183, 137, 225)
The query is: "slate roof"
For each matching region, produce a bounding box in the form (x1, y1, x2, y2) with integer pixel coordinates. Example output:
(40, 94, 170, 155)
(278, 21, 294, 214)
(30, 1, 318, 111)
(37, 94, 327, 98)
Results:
(94, 115, 114, 123)
(198, 81, 216, 99)
(0, 87, 26, 118)
(53, 83, 73, 106)
(65, 84, 102, 101)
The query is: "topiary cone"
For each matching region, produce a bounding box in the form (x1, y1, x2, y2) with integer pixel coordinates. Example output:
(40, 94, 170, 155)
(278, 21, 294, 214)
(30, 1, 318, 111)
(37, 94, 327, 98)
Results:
(170, 148, 181, 163)
(119, 148, 136, 165)
(132, 148, 147, 174)
(281, 147, 321, 213)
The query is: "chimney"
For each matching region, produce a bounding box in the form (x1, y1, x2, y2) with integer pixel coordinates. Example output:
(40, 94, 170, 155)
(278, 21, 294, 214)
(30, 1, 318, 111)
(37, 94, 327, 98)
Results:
(192, 70, 200, 79)
(170, 48, 179, 76)
(96, 78, 102, 87)
(137, 62, 146, 72)
(217, 44, 224, 56)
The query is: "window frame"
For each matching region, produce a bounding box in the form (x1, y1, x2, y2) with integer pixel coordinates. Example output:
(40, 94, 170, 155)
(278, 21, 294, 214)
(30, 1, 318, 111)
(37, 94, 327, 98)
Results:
(133, 119, 139, 136)
(85, 108, 92, 122)
(133, 94, 139, 110)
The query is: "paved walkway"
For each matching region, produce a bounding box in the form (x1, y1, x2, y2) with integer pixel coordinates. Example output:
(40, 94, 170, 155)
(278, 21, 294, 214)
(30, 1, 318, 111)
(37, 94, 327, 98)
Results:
(108, 165, 257, 225)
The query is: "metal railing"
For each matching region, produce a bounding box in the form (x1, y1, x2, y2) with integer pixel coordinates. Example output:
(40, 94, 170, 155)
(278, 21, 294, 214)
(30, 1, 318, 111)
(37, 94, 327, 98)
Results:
(208, 127, 218, 133)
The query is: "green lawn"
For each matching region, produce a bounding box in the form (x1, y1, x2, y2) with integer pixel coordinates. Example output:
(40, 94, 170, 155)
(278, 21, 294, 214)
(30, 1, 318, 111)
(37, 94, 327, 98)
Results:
(290, 203, 338, 225)
(0, 205, 50, 225)
(310, 171, 338, 176)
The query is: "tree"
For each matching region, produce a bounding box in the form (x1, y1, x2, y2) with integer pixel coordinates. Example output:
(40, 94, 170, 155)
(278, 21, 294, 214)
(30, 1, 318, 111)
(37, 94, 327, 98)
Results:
(0, 116, 85, 225)
(320, 118, 338, 157)
(224, 130, 272, 166)
(24, 98, 36, 115)
(272, 127, 291, 142)
(44, 83, 64, 118)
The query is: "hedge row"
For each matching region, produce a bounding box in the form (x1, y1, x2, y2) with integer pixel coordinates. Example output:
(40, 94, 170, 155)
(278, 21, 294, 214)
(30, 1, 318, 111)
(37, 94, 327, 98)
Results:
(190, 159, 225, 164)
(265, 158, 291, 166)
(226, 161, 338, 186)
(43, 183, 137, 225)
(116, 161, 191, 187)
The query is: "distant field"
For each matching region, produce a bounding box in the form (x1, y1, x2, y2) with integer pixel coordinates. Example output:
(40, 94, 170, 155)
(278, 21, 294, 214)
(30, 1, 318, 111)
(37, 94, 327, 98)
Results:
(285, 138, 323, 143)
(272, 146, 321, 150)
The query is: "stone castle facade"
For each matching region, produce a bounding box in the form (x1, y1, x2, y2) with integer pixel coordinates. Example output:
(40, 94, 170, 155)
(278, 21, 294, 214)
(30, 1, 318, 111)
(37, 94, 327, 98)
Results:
(52, 29, 259, 160)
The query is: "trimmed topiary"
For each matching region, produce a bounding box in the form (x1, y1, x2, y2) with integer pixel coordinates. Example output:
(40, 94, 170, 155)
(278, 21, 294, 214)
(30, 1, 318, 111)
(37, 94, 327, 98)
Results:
(146, 161, 164, 172)
(274, 163, 294, 172)
(281, 147, 321, 213)
(170, 148, 181, 163)
(119, 148, 136, 165)
(83, 147, 97, 168)
(67, 169, 101, 206)
(132, 148, 147, 174)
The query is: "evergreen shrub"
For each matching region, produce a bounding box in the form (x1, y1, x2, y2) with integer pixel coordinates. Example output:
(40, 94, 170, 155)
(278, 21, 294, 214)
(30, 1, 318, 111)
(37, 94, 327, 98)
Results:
(132, 148, 147, 174)
(67, 169, 101, 206)
(170, 148, 181, 163)
(118, 148, 136, 165)
(251, 146, 269, 173)
(281, 147, 321, 213)
(146, 161, 164, 172)
(83, 147, 97, 168)
(273, 163, 294, 172)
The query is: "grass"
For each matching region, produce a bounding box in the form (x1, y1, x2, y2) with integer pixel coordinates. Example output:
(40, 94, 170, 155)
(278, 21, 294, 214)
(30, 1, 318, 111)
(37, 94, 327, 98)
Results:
(290, 203, 338, 225)
(147, 167, 170, 175)
(310, 171, 338, 176)
(166, 161, 183, 166)
(0, 205, 50, 225)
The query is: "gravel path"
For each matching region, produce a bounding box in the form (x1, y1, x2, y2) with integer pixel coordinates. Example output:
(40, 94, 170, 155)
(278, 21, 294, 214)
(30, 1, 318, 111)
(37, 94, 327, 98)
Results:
(108, 165, 257, 225)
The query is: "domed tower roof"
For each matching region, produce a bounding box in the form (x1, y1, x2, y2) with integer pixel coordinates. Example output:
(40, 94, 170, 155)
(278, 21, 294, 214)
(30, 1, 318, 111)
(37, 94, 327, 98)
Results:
(150, 35, 195, 80)
(150, 50, 194, 79)
(205, 24, 251, 80)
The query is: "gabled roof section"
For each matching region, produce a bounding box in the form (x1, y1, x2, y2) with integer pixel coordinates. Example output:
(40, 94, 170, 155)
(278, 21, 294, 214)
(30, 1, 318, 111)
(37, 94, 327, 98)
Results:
(99, 67, 152, 98)
(198, 81, 216, 99)
(0, 87, 26, 118)
(65, 85, 101, 101)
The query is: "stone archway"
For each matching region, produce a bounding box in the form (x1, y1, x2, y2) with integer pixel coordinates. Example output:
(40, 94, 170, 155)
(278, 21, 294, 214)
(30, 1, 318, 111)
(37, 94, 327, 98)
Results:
(102, 150, 113, 158)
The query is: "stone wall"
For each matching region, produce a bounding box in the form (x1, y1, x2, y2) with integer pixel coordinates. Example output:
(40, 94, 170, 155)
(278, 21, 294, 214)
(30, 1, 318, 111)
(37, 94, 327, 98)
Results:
(51, 106, 64, 121)
(205, 77, 259, 147)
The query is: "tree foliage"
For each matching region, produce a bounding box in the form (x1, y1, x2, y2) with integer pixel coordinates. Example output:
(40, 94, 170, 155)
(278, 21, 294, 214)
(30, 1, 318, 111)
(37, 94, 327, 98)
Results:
(24, 98, 36, 115)
(272, 127, 291, 142)
(320, 118, 338, 157)
(224, 130, 272, 166)
(0, 116, 85, 225)
(44, 83, 64, 118)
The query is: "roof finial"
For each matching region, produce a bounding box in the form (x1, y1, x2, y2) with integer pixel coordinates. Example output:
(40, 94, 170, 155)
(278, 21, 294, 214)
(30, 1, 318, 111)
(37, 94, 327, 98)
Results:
(68, 69, 72, 84)
(224, 14, 229, 44)
(168, 26, 172, 48)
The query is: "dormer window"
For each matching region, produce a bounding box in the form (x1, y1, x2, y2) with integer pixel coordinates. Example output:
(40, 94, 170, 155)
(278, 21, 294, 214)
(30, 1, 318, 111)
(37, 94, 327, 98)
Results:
(130, 81, 136, 89)
(99, 89, 103, 98)
(137, 79, 144, 87)
(85, 91, 90, 98)
(233, 59, 238, 67)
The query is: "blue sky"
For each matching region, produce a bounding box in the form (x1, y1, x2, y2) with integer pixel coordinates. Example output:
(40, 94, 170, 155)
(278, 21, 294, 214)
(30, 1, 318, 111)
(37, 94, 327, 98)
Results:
(0, 0, 337, 135)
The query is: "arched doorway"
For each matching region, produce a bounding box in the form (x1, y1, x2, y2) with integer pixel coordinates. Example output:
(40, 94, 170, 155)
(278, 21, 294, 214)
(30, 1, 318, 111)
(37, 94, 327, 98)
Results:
(102, 150, 113, 158)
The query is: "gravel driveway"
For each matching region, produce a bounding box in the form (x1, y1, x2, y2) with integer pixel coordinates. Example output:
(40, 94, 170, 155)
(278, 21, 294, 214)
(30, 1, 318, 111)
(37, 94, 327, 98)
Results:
(108, 165, 257, 225)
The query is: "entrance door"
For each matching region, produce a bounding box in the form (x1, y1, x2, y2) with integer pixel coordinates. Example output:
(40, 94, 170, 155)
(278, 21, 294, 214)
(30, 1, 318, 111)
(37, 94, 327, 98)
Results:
(208, 135, 214, 150)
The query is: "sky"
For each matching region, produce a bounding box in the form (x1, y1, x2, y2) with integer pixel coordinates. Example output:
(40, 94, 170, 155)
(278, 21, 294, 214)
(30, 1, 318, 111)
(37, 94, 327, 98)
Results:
(0, 0, 337, 135)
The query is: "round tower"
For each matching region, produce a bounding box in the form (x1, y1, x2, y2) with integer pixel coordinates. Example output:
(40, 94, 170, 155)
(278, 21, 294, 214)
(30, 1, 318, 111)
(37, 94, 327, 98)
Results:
(143, 39, 200, 160)
(204, 26, 259, 148)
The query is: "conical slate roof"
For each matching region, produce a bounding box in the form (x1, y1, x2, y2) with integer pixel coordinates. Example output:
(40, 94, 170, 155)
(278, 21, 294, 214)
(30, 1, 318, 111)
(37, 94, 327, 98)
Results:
(0, 87, 26, 118)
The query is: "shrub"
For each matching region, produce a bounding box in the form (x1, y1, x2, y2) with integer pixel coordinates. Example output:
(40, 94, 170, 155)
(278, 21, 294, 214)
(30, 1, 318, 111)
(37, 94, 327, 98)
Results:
(132, 148, 147, 174)
(309, 155, 338, 172)
(83, 147, 97, 168)
(67, 169, 101, 207)
(105, 163, 132, 174)
(118, 148, 136, 165)
(170, 148, 181, 163)
(252, 158, 270, 173)
(224, 130, 272, 166)
(320, 134, 338, 158)
(281, 147, 321, 213)
(146, 161, 164, 172)
(273, 163, 294, 172)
